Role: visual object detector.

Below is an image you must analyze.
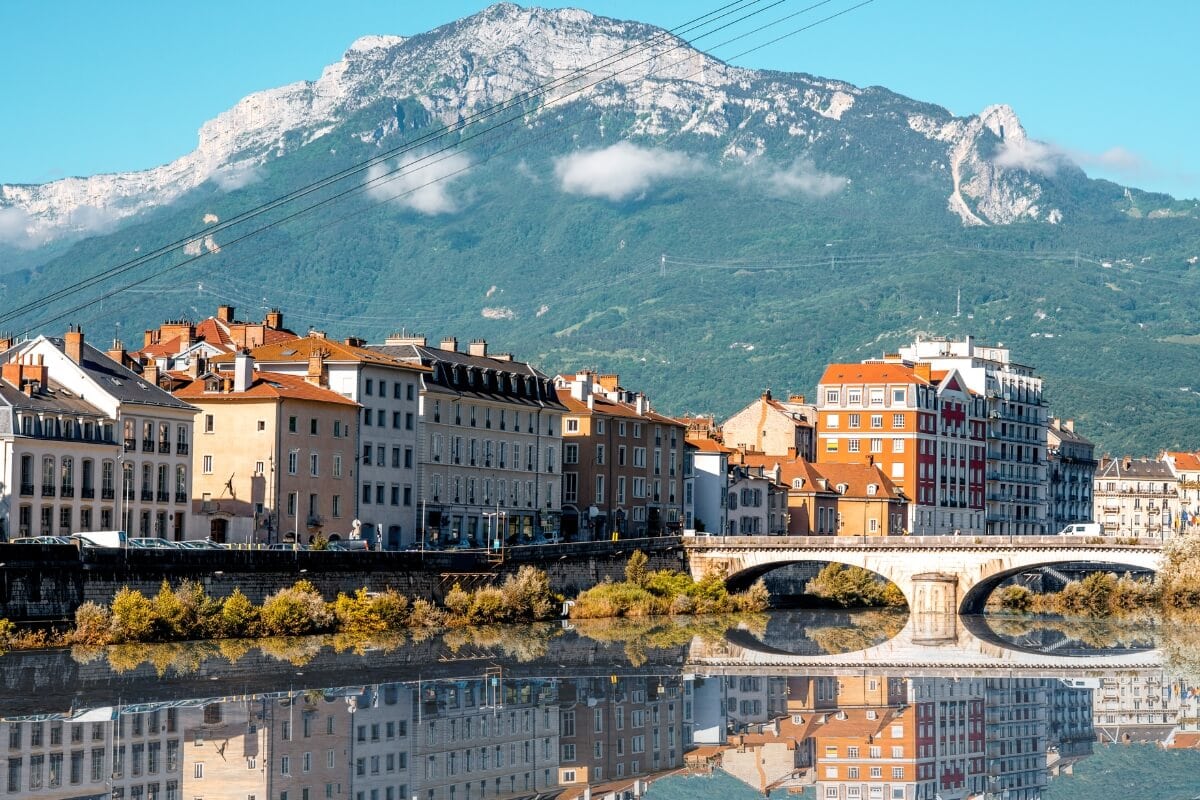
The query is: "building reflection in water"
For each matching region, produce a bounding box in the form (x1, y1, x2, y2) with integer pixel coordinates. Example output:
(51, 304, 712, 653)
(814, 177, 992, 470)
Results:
(2, 666, 1199, 800)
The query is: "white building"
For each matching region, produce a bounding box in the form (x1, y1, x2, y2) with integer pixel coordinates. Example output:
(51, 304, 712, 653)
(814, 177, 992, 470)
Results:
(374, 336, 565, 545)
(0, 329, 197, 540)
(1093, 456, 1178, 540)
(685, 438, 732, 536)
(892, 336, 1050, 536)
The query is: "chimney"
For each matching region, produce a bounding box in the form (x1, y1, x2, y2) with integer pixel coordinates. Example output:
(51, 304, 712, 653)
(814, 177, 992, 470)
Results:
(344, 336, 366, 348)
(143, 329, 158, 348)
(306, 349, 327, 387)
(913, 362, 932, 383)
(65, 326, 84, 364)
(264, 309, 283, 329)
(570, 372, 593, 403)
(0, 335, 12, 352)
(1123, 456, 1132, 471)
(763, 388, 772, 401)
(635, 394, 647, 416)
(143, 362, 160, 387)
(107, 339, 127, 366)
(468, 339, 488, 357)
(788, 394, 806, 404)
(597, 374, 619, 392)
(440, 336, 458, 353)
(1, 361, 22, 388)
(1064, 419, 1075, 433)
(384, 333, 427, 346)
(216, 305, 235, 323)
(187, 356, 205, 380)
(307, 329, 327, 339)
(234, 350, 253, 393)
(491, 353, 513, 362)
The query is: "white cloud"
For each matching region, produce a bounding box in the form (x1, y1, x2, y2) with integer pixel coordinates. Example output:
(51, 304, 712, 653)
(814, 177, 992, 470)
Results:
(365, 151, 472, 215)
(994, 139, 1149, 179)
(553, 142, 702, 201)
(0, 207, 40, 248)
(211, 162, 262, 191)
(762, 158, 848, 198)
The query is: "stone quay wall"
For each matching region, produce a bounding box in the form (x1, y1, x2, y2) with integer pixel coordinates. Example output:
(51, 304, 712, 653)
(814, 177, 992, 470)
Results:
(0, 538, 686, 622)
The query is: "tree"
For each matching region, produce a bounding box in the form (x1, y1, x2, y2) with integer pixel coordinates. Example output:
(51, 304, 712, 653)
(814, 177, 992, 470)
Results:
(625, 550, 650, 587)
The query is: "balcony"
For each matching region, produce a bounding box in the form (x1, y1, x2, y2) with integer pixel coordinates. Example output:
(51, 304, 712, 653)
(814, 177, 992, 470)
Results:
(60, 486, 74, 498)
(101, 488, 115, 500)
(141, 440, 154, 453)
(124, 438, 136, 452)
(175, 492, 187, 504)
(141, 490, 154, 502)
(157, 492, 169, 503)
(19, 483, 33, 497)
(41, 484, 55, 498)
(176, 443, 189, 455)
(81, 487, 95, 499)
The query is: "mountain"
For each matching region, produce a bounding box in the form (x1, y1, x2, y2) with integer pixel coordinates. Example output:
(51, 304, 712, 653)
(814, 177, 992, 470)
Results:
(3, 3, 1200, 454)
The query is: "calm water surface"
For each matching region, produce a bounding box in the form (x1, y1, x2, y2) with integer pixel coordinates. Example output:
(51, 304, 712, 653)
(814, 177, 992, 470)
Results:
(1, 609, 1199, 800)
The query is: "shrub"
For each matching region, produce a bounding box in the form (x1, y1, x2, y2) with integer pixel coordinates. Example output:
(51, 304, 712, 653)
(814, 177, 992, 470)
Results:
(644, 569, 693, 599)
(444, 584, 473, 619)
(220, 589, 259, 638)
(0, 618, 14, 647)
(259, 581, 333, 636)
(371, 590, 410, 630)
(72, 602, 113, 646)
(151, 581, 190, 640)
(470, 587, 505, 622)
(736, 579, 771, 613)
(499, 566, 555, 620)
(406, 598, 444, 628)
(668, 594, 695, 615)
(625, 550, 650, 587)
(110, 587, 157, 643)
(333, 589, 388, 635)
(807, 564, 902, 608)
(997, 585, 1034, 612)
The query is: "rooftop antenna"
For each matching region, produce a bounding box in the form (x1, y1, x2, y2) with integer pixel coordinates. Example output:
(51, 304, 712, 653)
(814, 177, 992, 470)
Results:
(955, 288, 961, 318)
(660, 253, 666, 278)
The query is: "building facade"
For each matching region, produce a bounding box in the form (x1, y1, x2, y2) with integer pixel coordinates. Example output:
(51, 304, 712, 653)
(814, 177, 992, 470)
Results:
(1093, 456, 1178, 539)
(1, 330, 197, 541)
(554, 373, 686, 540)
(1047, 418, 1096, 534)
(374, 336, 565, 545)
(174, 353, 360, 544)
(721, 390, 816, 461)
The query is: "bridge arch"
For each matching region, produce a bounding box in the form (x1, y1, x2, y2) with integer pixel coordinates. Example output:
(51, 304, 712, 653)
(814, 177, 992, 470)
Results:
(723, 557, 902, 600)
(958, 558, 1158, 614)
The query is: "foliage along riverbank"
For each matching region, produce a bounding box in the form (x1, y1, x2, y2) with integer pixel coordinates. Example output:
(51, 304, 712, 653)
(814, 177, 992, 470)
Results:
(995, 532, 1200, 618)
(0, 551, 768, 652)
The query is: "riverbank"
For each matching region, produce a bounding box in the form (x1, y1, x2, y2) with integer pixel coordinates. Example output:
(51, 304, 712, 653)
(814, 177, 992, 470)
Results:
(0, 551, 769, 652)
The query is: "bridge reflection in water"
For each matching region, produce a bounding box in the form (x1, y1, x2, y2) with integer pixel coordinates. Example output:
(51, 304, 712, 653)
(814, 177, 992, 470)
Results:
(0, 613, 1195, 800)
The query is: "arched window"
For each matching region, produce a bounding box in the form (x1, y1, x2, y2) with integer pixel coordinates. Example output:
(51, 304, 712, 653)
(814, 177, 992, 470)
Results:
(42, 456, 56, 495)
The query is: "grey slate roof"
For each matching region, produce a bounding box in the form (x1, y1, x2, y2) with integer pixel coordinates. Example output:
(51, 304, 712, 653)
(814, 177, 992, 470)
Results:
(372, 343, 566, 410)
(42, 338, 196, 411)
(1096, 457, 1175, 480)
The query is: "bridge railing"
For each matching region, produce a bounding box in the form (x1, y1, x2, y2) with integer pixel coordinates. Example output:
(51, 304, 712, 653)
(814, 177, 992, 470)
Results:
(682, 534, 1164, 550)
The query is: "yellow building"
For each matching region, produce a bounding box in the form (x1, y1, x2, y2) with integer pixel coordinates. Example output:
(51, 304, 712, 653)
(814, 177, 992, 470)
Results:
(175, 353, 359, 543)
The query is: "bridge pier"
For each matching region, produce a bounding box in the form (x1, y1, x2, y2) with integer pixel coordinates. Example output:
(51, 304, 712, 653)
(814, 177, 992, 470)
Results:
(908, 572, 958, 644)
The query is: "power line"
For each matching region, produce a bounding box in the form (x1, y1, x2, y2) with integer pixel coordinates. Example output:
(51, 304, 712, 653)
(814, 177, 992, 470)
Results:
(19, 0, 881, 335)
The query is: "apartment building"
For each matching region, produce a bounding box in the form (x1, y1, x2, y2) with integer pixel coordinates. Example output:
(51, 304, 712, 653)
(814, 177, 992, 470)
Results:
(241, 332, 428, 549)
(2, 329, 197, 540)
(1162, 450, 1200, 533)
(374, 336, 565, 545)
(721, 389, 816, 461)
(685, 437, 732, 536)
(1046, 418, 1096, 534)
(723, 463, 788, 536)
(554, 372, 687, 539)
(1093, 456, 1178, 539)
(174, 353, 359, 544)
(815, 361, 983, 535)
(889, 337, 1050, 536)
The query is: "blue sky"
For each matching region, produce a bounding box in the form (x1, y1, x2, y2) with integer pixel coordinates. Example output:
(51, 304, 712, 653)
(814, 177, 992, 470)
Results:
(1, 0, 1195, 198)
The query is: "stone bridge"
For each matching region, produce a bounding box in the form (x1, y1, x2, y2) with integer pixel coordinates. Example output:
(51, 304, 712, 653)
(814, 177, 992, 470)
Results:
(684, 535, 1163, 615)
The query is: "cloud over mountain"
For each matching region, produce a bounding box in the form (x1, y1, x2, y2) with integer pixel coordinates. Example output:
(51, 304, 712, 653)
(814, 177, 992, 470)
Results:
(553, 142, 702, 201)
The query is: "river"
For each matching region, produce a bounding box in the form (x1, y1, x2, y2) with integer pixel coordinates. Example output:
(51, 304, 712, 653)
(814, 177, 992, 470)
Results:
(1, 609, 1199, 800)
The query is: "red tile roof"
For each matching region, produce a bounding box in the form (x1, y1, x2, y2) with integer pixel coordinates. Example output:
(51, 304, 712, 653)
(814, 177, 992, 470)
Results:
(1167, 451, 1200, 471)
(173, 371, 360, 406)
(557, 389, 684, 426)
(249, 334, 429, 370)
(818, 362, 928, 386)
(687, 436, 733, 454)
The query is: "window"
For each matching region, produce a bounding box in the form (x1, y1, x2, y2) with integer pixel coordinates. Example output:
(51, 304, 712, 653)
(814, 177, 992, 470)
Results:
(563, 444, 578, 464)
(892, 388, 906, 404)
(595, 444, 605, 465)
(203, 414, 214, 433)
(310, 453, 319, 477)
(566, 418, 579, 433)
(825, 439, 838, 452)
(870, 414, 883, 429)
(825, 389, 839, 404)
(333, 455, 343, 478)
(892, 438, 904, 453)
(870, 438, 883, 453)
(288, 451, 298, 475)
(892, 413, 904, 428)
(826, 413, 839, 428)
(288, 416, 297, 433)
(202, 455, 213, 474)
(848, 413, 861, 428)
(848, 439, 860, 453)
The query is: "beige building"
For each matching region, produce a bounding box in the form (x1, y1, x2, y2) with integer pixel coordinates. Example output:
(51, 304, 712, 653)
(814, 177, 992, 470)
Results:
(721, 390, 816, 461)
(175, 353, 359, 543)
(1093, 456, 1179, 540)
(1047, 418, 1096, 533)
(1162, 450, 1200, 533)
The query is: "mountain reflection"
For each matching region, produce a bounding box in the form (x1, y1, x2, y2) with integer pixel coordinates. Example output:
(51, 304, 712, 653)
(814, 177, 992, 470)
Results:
(1, 613, 1199, 800)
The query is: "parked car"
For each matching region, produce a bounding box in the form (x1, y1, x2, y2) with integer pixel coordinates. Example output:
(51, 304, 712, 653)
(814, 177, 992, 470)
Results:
(11, 536, 71, 545)
(128, 537, 182, 549)
(328, 539, 369, 551)
(70, 531, 128, 549)
(1058, 523, 1102, 537)
(267, 542, 309, 551)
(177, 540, 224, 550)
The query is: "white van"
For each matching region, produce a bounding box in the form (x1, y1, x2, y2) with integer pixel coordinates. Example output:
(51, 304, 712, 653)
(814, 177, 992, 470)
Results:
(1058, 523, 1102, 537)
(71, 530, 128, 549)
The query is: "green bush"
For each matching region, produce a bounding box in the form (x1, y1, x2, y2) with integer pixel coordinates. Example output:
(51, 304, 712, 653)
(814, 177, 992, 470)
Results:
(736, 579, 771, 612)
(625, 550, 650, 587)
(259, 581, 333, 636)
(499, 566, 555, 620)
(220, 589, 259, 637)
(807, 564, 905, 608)
(406, 598, 444, 627)
(110, 587, 157, 643)
(469, 587, 505, 622)
(444, 584, 472, 618)
(997, 585, 1034, 612)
